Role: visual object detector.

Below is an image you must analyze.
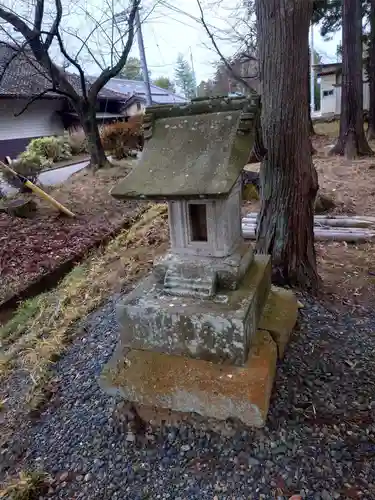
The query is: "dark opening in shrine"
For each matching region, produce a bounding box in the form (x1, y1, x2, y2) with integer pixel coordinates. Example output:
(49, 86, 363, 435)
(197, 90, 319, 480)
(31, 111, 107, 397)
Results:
(189, 203, 208, 242)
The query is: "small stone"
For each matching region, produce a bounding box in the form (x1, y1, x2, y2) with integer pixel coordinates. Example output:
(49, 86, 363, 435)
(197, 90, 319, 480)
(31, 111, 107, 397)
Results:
(248, 457, 260, 466)
(126, 432, 136, 443)
(321, 491, 331, 500)
(180, 444, 190, 452)
(271, 445, 287, 455)
(84, 473, 92, 482)
(59, 472, 69, 482)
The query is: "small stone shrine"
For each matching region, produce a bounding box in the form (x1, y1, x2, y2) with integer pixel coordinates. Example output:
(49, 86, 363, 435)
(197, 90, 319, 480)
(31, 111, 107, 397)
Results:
(101, 96, 299, 427)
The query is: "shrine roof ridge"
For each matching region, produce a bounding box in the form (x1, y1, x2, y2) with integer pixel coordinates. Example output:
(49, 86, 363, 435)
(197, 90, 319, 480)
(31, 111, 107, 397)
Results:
(142, 95, 259, 123)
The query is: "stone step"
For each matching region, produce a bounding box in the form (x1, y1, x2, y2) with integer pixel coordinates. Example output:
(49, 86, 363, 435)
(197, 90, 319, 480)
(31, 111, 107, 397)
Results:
(100, 330, 277, 428)
(116, 255, 272, 366)
(163, 269, 216, 298)
(163, 286, 212, 300)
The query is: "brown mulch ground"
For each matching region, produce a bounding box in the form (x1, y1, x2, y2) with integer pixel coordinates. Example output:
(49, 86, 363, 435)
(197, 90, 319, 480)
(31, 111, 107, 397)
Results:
(0, 164, 141, 306)
(313, 132, 375, 309)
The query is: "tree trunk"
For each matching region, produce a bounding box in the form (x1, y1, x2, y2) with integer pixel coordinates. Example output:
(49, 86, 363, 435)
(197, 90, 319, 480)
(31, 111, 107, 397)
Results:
(80, 103, 110, 169)
(308, 48, 317, 154)
(308, 48, 315, 136)
(367, 0, 375, 140)
(247, 99, 267, 164)
(255, 0, 319, 290)
(330, 0, 373, 157)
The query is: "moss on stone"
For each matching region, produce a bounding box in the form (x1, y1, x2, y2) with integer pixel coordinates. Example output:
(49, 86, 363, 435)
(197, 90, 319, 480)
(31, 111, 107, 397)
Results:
(259, 286, 298, 359)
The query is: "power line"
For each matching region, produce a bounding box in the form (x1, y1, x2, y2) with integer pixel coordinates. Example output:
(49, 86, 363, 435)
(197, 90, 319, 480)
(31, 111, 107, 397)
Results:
(158, 0, 228, 34)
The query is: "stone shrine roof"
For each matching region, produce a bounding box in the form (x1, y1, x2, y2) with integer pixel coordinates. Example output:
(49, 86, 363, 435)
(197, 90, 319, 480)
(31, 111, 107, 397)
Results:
(111, 96, 258, 201)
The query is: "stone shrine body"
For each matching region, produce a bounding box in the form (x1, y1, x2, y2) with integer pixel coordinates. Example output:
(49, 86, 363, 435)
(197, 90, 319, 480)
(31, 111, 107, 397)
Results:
(101, 97, 298, 427)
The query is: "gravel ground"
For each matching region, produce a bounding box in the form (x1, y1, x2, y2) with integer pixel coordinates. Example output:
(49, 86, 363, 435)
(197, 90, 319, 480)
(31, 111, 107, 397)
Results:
(2, 296, 375, 499)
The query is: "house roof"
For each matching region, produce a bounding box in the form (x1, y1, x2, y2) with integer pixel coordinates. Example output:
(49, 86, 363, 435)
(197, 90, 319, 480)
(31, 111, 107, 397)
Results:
(0, 43, 127, 102)
(111, 97, 257, 201)
(314, 62, 342, 77)
(104, 77, 188, 105)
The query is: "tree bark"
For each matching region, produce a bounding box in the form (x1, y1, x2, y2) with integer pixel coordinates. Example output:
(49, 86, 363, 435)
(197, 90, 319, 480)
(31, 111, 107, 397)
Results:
(247, 99, 267, 164)
(330, 0, 373, 157)
(308, 48, 315, 136)
(255, 0, 319, 290)
(367, 0, 375, 140)
(80, 103, 109, 170)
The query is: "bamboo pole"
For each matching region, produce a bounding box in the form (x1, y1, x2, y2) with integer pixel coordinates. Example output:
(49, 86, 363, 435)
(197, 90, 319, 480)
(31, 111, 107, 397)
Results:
(0, 160, 75, 217)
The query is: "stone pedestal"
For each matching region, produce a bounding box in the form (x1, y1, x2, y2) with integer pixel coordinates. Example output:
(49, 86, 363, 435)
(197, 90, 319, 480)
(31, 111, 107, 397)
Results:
(116, 255, 271, 366)
(102, 97, 299, 428)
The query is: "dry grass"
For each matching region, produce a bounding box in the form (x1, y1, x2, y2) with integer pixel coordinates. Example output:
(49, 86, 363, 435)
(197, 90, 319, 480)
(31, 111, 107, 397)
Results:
(0, 203, 169, 410)
(314, 120, 340, 137)
(0, 470, 51, 500)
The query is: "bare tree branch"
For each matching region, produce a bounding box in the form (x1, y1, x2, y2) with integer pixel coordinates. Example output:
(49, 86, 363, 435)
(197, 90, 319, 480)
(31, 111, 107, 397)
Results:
(75, 4, 122, 63)
(89, 0, 139, 99)
(56, 31, 87, 98)
(34, 0, 44, 32)
(14, 89, 57, 116)
(0, 39, 29, 83)
(196, 0, 255, 93)
(44, 0, 62, 50)
(0, 6, 34, 40)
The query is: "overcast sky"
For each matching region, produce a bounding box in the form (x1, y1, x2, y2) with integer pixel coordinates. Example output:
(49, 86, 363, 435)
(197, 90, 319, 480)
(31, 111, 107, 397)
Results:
(137, 0, 342, 86)
(1, 0, 343, 89)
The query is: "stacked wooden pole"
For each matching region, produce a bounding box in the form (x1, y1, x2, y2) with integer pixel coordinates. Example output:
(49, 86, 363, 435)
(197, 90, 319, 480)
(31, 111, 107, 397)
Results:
(242, 213, 375, 242)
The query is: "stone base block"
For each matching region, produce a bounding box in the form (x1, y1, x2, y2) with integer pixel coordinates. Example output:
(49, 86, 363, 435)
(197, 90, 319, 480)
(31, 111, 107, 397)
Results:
(153, 241, 254, 290)
(116, 255, 271, 365)
(100, 330, 277, 428)
(259, 286, 298, 359)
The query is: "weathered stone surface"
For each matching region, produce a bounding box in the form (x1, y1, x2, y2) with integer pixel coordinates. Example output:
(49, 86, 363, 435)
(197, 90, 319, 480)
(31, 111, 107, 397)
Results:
(163, 265, 217, 298)
(144, 95, 257, 121)
(101, 330, 277, 428)
(242, 169, 260, 191)
(315, 192, 336, 214)
(154, 241, 254, 291)
(166, 176, 243, 259)
(117, 255, 271, 365)
(259, 286, 298, 359)
(111, 111, 254, 201)
(0, 197, 37, 218)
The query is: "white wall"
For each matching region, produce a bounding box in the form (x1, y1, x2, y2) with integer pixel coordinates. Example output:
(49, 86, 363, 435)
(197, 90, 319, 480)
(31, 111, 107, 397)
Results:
(0, 98, 64, 140)
(320, 73, 337, 115)
(320, 70, 370, 115)
(125, 101, 144, 117)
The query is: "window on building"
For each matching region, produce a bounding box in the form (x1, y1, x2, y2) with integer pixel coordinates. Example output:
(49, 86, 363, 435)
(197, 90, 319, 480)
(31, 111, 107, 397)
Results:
(136, 102, 142, 111)
(188, 203, 208, 242)
(323, 89, 334, 97)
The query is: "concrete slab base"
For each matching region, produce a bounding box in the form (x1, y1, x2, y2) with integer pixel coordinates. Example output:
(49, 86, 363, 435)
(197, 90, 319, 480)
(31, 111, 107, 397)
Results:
(100, 330, 277, 428)
(259, 286, 299, 359)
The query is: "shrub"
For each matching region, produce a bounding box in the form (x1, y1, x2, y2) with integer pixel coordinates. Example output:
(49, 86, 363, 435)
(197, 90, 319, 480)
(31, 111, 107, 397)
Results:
(100, 117, 143, 159)
(27, 136, 72, 162)
(2, 151, 52, 187)
(65, 130, 88, 155)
